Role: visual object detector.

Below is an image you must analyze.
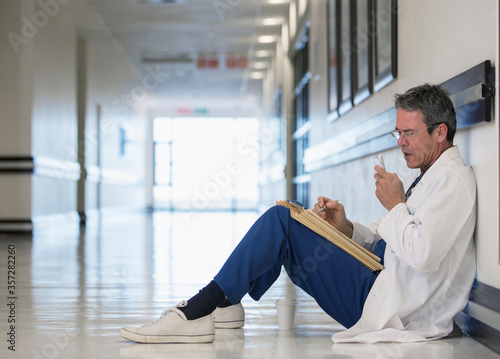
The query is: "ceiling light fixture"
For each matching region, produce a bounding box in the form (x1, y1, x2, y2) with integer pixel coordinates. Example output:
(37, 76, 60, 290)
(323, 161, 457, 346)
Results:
(261, 18, 283, 26)
(252, 62, 267, 69)
(258, 35, 276, 43)
(255, 50, 272, 57)
(250, 72, 265, 79)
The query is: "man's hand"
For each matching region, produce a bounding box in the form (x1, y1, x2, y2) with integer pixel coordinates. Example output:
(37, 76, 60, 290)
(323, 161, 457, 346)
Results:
(374, 165, 405, 211)
(314, 196, 354, 238)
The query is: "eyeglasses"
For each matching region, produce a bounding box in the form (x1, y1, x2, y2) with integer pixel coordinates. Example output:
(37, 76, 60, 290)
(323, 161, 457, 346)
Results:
(391, 124, 436, 140)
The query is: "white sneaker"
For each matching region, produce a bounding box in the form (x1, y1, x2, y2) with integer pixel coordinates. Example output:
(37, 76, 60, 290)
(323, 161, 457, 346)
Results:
(120, 301, 215, 344)
(212, 303, 245, 329)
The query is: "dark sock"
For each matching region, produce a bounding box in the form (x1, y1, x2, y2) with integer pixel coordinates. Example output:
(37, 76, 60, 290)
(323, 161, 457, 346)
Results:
(217, 298, 238, 308)
(178, 280, 226, 320)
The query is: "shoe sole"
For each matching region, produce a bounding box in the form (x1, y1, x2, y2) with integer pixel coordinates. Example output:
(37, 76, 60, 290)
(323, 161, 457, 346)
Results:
(215, 320, 245, 329)
(120, 328, 215, 344)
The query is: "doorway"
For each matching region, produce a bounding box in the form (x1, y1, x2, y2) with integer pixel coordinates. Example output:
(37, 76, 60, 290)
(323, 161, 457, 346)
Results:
(153, 117, 260, 211)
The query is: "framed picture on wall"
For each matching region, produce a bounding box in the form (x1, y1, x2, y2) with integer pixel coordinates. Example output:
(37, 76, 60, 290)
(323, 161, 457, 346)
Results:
(353, 0, 373, 105)
(327, 0, 340, 122)
(373, 0, 397, 91)
(338, 0, 353, 115)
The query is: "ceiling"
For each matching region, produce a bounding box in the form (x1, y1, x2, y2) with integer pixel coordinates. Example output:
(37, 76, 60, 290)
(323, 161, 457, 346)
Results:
(69, 0, 291, 112)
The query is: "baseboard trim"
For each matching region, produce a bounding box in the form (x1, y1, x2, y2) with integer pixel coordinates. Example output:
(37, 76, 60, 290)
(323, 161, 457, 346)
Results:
(0, 156, 80, 181)
(457, 280, 500, 355)
(0, 219, 33, 233)
(470, 279, 500, 313)
(0, 212, 81, 234)
(0, 207, 150, 233)
(456, 311, 500, 354)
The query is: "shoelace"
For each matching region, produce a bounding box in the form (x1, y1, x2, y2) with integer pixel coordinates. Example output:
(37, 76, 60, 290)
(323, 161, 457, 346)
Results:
(143, 310, 173, 327)
(142, 301, 188, 328)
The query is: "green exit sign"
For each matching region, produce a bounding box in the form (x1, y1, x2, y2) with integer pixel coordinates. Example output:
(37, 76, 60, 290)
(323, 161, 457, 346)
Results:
(194, 108, 209, 115)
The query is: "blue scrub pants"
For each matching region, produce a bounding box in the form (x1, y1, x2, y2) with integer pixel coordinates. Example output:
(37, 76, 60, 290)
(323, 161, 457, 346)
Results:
(214, 205, 385, 329)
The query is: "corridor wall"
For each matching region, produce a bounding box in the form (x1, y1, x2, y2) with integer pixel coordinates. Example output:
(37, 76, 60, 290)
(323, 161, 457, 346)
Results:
(0, 0, 147, 232)
(264, 0, 500, 350)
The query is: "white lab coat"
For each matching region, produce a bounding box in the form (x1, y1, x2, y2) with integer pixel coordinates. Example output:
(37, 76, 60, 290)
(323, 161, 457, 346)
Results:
(332, 146, 477, 343)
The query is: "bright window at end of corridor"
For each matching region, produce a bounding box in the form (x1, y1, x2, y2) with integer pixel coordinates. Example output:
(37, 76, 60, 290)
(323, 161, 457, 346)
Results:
(153, 117, 260, 211)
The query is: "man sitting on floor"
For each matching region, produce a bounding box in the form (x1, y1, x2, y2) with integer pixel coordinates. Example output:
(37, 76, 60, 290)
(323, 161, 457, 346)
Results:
(120, 83, 476, 344)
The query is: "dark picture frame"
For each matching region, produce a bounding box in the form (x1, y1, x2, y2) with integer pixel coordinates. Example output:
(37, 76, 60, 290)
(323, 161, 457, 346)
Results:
(373, 0, 397, 91)
(338, 0, 353, 115)
(353, 0, 373, 105)
(327, 0, 340, 121)
(327, 0, 398, 122)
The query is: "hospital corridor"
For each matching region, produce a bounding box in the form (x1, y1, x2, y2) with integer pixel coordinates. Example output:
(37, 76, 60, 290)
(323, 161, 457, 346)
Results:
(1, 0, 500, 358)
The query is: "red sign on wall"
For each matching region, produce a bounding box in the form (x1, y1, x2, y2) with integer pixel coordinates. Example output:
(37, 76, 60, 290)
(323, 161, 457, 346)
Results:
(176, 107, 191, 115)
(226, 55, 248, 69)
(197, 54, 219, 69)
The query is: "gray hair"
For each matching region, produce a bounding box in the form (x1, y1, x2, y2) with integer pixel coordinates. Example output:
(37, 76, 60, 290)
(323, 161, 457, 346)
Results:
(394, 83, 456, 142)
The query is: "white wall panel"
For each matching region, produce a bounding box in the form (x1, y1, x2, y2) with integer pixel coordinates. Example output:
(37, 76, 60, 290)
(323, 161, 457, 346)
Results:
(283, 0, 500, 289)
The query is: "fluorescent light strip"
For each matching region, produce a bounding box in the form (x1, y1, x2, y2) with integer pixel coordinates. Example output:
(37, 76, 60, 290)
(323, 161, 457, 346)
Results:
(261, 18, 283, 26)
(258, 35, 276, 43)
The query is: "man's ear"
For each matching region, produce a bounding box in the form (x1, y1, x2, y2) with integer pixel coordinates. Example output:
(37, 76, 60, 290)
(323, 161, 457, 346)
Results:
(436, 123, 448, 143)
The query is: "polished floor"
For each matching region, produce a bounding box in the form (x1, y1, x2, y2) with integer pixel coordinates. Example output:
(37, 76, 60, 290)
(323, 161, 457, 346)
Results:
(1, 211, 499, 359)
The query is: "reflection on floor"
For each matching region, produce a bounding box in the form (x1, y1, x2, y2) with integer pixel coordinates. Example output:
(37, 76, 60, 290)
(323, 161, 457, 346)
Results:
(1, 211, 499, 359)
